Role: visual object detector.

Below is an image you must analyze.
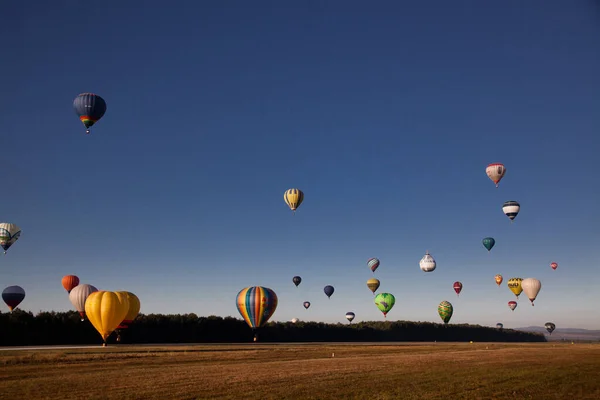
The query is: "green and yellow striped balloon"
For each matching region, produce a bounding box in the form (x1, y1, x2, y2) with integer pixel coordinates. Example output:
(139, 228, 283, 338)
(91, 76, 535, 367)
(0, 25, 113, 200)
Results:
(438, 300, 453, 324)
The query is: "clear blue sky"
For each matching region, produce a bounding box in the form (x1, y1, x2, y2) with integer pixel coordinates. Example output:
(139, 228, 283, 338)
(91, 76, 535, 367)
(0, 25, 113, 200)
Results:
(2, 1, 599, 330)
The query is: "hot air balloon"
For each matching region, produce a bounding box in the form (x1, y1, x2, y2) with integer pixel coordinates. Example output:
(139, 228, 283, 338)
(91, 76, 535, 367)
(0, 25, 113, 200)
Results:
(236, 286, 278, 342)
(507, 278, 523, 299)
(303, 301, 311, 309)
(502, 201, 520, 222)
(345, 312, 355, 323)
(283, 189, 304, 213)
(291, 318, 299, 324)
(69, 283, 98, 321)
(2, 285, 25, 311)
(0, 223, 21, 254)
(116, 292, 140, 330)
(438, 301, 453, 324)
(419, 251, 436, 272)
(61, 275, 80, 293)
(521, 278, 542, 306)
(550, 262, 558, 270)
(486, 163, 506, 188)
(368, 258, 380, 273)
(453, 282, 463, 297)
(324, 285, 335, 299)
(73, 93, 107, 134)
(545, 322, 556, 335)
(374, 293, 395, 317)
(85, 291, 130, 345)
(482, 237, 495, 252)
(293, 276, 302, 287)
(496, 323, 504, 330)
(366, 278, 380, 294)
(495, 274, 503, 286)
(508, 301, 517, 311)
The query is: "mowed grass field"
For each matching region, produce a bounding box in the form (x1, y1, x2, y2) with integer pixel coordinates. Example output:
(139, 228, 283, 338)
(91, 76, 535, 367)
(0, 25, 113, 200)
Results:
(1, 342, 600, 400)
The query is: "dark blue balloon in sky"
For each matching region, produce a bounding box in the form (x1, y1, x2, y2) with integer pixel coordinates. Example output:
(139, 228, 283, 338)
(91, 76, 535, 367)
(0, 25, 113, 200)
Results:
(324, 285, 334, 299)
(2, 285, 25, 311)
(73, 93, 107, 134)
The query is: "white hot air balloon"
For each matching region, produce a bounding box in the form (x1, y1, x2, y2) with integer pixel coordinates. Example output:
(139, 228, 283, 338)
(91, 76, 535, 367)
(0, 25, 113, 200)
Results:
(419, 251, 436, 272)
(521, 278, 542, 306)
(486, 163, 506, 188)
(69, 283, 98, 320)
(502, 201, 520, 222)
(291, 318, 299, 324)
(0, 223, 22, 254)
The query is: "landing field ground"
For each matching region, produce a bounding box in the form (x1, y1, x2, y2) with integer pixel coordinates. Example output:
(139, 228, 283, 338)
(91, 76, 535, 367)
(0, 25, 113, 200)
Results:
(1, 342, 600, 399)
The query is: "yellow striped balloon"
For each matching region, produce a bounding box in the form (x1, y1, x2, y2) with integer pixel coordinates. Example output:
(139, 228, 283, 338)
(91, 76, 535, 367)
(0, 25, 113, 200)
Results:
(236, 286, 278, 332)
(283, 188, 304, 212)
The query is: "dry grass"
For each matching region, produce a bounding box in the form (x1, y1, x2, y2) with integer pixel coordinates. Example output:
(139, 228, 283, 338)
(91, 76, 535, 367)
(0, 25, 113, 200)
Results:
(1, 342, 599, 399)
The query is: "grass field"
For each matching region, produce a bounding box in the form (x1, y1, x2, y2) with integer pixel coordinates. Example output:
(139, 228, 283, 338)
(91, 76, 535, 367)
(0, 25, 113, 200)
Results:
(1, 342, 599, 399)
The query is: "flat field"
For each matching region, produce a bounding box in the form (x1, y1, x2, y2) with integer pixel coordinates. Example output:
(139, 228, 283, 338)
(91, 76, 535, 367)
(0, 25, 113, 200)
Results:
(1, 342, 599, 400)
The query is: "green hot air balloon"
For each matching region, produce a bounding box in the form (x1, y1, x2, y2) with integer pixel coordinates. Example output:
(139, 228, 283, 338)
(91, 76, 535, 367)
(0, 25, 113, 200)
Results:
(374, 293, 395, 317)
(438, 300, 453, 324)
(482, 237, 495, 252)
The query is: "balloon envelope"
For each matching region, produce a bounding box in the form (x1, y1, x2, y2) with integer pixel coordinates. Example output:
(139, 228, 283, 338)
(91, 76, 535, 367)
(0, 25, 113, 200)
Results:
(236, 286, 278, 329)
(494, 274, 503, 286)
(438, 301, 453, 324)
(0, 223, 21, 254)
(283, 189, 304, 212)
(502, 200, 520, 221)
(508, 301, 517, 311)
(496, 323, 504, 329)
(550, 262, 558, 270)
(366, 278, 380, 294)
(507, 278, 523, 299)
(2, 285, 25, 311)
(345, 312, 355, 322)
(486, 163, 506, 187)
(73, 93, 107, 133)
(324, 285, 335, 298)
(69, 284, 98, 320)
(545, 322, 556, 334)
(116, 292, 141, 329)
(374, 293, 395, 317)
(85, 291, 130, 343)
(521, 278, 542, 306)
(303, 301, 311, 309)
(61, 275, 80, 293)
(367, 258, 380, 273)
(453, 282, 463, 296)
(292, 276, 302, 287)
(419, 251, 436, 272)
(482, 237, 495, 252)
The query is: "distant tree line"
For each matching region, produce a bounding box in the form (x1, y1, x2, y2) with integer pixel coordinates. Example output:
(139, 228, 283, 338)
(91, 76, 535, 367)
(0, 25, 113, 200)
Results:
(0, 310, 546, 346)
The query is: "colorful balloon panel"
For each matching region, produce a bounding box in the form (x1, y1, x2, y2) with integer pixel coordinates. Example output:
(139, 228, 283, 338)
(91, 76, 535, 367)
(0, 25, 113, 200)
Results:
(236, 286, 278, 329)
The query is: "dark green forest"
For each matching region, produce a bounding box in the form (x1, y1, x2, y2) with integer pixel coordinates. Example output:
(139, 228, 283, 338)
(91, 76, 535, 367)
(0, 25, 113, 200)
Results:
(0, 310, 545, 346)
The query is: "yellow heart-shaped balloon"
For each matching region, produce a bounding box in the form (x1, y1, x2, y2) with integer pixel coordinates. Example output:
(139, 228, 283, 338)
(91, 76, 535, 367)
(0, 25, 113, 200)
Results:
(85, 291, 130, 343)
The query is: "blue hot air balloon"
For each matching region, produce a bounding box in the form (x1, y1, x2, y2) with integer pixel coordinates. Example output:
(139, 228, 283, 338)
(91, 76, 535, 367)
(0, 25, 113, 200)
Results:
(2, 285, 25, 311)
(73, 93, 107, 134)
(324, 285, 335, 299)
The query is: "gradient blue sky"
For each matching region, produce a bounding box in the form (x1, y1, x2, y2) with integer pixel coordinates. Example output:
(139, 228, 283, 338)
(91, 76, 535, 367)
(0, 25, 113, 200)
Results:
(2, 1, 599, 329)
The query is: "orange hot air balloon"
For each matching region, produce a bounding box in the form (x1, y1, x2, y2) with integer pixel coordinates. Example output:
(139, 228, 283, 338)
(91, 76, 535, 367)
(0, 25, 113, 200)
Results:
(494, 274, 503, 286)
(61, 275, 80, 293)
(116, 292, 141, 329)
(85, 291, 129, 345)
